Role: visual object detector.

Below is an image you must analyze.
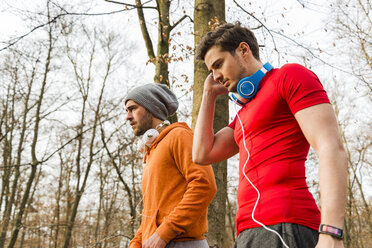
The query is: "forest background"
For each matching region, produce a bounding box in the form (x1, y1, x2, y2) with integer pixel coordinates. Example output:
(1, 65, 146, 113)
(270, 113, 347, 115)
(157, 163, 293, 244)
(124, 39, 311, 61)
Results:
(0, 0, 371, 247)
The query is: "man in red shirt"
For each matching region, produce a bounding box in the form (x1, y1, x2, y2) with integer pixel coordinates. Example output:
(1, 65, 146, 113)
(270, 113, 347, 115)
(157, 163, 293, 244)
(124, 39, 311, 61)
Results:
(193, 22, 347, 248)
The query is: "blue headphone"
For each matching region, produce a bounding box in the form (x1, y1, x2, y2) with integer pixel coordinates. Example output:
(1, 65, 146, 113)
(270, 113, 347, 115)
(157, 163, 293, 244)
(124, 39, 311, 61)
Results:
(229, 62, 273, 106)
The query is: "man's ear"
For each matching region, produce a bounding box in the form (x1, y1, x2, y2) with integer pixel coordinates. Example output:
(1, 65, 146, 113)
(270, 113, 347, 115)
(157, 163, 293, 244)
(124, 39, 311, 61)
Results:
(237, 42, 250, 56)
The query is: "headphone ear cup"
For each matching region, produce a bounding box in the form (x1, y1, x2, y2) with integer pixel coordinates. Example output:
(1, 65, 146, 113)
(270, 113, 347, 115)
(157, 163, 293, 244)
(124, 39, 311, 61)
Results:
(232, 62, 274, 106)
(237, 78, 258, 100)
(139, 129, 159, 152)
(143, 129, 159, 145)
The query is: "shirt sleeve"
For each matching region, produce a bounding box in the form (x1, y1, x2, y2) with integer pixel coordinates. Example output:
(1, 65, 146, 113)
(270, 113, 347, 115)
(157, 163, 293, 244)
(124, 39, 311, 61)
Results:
(278, 64, 330, 115)
(155, 128, 217, 242)
(129, 222, 143, 248)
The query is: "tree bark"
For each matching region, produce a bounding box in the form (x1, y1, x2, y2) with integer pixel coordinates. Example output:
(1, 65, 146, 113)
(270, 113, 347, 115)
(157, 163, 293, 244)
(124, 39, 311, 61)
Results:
(192, 1, 227, 247)
(134, 0, 179, 123)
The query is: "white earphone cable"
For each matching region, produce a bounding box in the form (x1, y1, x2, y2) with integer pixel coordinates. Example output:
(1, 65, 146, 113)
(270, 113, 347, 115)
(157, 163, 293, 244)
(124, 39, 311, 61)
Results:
(233, 102, 290, 248)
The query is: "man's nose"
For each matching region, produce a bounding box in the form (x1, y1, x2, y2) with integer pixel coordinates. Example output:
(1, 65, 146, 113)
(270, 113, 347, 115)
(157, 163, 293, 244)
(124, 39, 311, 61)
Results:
(125, 112, 132, 121)
(213, 71, 223, 83)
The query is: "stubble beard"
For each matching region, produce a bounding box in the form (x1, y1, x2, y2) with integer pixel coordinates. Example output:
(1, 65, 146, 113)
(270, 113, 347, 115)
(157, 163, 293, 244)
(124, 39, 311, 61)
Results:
(230, 62, 248, 92)
(134, 111, 153, 136)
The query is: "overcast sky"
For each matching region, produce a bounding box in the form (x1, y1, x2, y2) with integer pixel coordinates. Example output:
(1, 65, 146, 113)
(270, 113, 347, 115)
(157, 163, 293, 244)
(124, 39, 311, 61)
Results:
(0, 0, 370, 198)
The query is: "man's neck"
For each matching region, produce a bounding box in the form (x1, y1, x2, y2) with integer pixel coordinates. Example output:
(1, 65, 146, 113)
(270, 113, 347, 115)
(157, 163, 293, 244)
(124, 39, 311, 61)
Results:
(247, 60, 264, 76)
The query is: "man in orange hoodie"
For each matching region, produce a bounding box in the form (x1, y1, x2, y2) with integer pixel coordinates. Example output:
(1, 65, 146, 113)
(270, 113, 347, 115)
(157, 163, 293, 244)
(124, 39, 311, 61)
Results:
(125, 83, 217, 248)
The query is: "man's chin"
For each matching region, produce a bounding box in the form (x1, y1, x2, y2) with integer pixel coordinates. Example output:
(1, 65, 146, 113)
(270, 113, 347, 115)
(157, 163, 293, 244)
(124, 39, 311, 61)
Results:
(134, 128, 147, 137)
(134, 131, 142, 136)
(228, 85, 237, 92)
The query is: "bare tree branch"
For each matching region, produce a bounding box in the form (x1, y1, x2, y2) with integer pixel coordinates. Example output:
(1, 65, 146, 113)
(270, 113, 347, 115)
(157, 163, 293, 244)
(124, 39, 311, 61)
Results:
(170, 14, 193, 31)
(105, 0, 156, 9)
(296, 0, 305, 8)
(0, 8, 130, 52)
(134, 0, 155, 60)
(233, 0, 363, 79)
(233, 0, 279, 56)
(0, 113, 121, 170)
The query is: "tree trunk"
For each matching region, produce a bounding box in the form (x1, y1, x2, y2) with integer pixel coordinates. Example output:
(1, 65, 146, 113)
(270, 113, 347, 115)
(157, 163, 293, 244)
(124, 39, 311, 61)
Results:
(192, 1, 227, 247)
(62, 33, 113, 247)
(134, 0, 178, 123)
(7, 4, 53, 243)
(155, 0, 170, 86)
(0, 85, 13, 248)
(0, 63, 35, 248)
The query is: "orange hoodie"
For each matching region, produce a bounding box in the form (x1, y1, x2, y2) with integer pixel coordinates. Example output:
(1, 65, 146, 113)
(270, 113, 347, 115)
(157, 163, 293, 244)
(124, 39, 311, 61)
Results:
(129, 122, 216, 247)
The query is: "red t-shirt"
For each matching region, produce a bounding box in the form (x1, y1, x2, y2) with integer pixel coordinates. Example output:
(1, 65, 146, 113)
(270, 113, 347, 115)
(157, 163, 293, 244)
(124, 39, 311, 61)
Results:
(228, 63, 330, 236)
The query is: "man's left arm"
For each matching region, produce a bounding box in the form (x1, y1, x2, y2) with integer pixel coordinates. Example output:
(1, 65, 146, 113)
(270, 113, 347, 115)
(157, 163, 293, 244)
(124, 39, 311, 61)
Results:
(295, 103, 348, 248)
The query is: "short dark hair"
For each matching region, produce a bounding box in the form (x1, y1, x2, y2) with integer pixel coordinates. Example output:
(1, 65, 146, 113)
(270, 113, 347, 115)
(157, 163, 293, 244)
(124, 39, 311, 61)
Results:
(196, 22, 260, 61)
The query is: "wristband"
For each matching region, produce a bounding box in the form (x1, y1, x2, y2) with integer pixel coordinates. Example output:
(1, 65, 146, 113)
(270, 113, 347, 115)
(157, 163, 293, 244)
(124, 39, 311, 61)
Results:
(318, 224, 343, 239)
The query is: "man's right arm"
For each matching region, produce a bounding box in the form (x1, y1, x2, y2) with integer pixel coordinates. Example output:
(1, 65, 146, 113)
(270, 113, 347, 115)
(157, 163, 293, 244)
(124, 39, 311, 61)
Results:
(193, 74, 239, 165)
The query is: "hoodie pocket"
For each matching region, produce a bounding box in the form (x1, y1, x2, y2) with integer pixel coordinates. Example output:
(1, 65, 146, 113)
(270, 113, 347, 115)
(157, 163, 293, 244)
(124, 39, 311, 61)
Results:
(141, 209, 159, 242)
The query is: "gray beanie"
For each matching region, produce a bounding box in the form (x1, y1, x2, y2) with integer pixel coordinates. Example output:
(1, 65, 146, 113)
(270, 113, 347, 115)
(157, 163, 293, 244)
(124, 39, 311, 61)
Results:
(125, 83, 178, 121)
